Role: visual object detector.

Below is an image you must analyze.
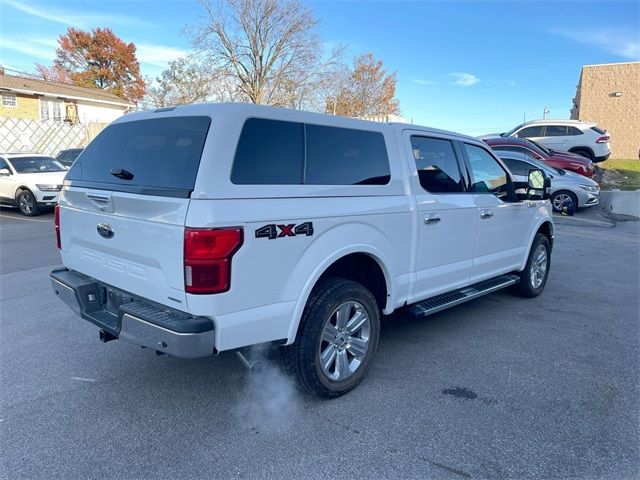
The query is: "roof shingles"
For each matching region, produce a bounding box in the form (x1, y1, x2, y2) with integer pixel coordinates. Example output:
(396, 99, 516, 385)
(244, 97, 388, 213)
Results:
(0, 74, 133, 107)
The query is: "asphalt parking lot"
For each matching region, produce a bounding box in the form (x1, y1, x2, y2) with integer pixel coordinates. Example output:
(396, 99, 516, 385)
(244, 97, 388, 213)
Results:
(1, 207, 638, 479)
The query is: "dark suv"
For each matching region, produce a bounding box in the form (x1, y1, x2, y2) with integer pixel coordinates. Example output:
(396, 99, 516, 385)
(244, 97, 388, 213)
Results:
(55, 148, 84, 167)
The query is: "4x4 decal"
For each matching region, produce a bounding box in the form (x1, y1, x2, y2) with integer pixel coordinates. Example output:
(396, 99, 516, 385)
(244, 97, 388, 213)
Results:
(255, 222, 314, 240)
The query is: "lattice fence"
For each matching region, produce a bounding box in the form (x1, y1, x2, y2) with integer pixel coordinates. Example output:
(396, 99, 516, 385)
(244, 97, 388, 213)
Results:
(0, 118, 106, 156)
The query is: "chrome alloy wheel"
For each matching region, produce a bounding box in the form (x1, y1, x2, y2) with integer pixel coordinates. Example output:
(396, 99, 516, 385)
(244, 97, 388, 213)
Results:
(552, 193, 572, 211)
(318, 301, 370, 382)
(530, 244, 548, 289)
(19, 193, 34, 215)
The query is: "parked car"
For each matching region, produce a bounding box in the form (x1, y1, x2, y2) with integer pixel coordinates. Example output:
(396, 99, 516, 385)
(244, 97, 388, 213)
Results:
(489, 119, 611, 162)
(0, 153, 67, 216)
(483, 137, 594, 177)
(496, 151, 599, 212)
(55, 148, 84, 167)
(50, 103, 554, 398)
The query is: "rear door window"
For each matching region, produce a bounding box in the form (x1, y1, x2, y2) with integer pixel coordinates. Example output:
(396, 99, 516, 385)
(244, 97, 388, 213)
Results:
(66, 116, 211, 196)
(305, 125, 390, 185)
(410, 136, 465, 193)
(544, 125, 569, 136)
(231, 118, 303, 185)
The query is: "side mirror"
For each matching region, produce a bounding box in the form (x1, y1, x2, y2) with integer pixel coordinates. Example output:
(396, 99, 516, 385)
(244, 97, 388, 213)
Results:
(527, 169, 551, 200)
(0, 167, 11, 177)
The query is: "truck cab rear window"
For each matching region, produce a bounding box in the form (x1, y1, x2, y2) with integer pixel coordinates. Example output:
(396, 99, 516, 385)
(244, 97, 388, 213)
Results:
(66, 116, 211, 196)
(231, 118, 390, 185)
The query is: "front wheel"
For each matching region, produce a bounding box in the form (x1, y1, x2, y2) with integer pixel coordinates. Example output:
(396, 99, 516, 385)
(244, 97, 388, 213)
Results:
(515, 233, 551, 298)
(17, 190, 40, 216)
(551, 190, 578, 213)
(282, 278, 380, 398)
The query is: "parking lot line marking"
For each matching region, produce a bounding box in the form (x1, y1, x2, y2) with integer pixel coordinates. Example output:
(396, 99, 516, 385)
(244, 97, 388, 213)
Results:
(0, 214, 51, 223)
(71, 377, 97, 383)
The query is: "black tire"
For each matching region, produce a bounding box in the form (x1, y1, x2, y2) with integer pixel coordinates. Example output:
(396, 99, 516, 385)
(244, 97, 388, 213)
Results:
(570, 148, 594, 161)
(515, 233, 551, 298)
(281, 278, 380, 398)
(550, 190, 578, 212)
(16, 190, 40, 216)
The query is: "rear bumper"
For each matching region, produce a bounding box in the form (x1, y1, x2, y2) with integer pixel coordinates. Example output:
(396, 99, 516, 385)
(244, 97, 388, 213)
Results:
(50, 268, 215, 358)
(594, 153, 610, 163)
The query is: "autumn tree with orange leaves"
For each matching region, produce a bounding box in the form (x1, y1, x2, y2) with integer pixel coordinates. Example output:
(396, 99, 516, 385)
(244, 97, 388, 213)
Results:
(51, 27, 145, 103)
(326, 53, 400, 118)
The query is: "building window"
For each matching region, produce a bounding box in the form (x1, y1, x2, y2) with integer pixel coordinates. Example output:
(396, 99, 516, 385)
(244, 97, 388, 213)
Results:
(40, 98, 63, 122)
(40, 99, 50, 121)
(53, 101, 62, 122)
(2, 94, 17, 107)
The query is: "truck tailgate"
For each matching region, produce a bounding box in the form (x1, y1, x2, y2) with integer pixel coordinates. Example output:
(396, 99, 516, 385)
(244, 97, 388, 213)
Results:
(60, 187, 189, 311)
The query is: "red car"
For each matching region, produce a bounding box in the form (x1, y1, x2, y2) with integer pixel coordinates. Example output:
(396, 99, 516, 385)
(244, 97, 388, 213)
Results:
(483, 137, 594, 177)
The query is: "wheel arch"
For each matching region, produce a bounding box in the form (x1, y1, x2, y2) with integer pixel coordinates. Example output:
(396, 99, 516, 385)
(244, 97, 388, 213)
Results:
(519, 219, 554, 271)
(284, 246, 393, 346)
(568, 146, 594, 160)
(536, 220, 554, 252)
(14, 185, 34, 197)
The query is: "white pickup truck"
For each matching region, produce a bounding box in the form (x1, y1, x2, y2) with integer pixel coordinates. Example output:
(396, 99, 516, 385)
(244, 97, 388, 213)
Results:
(51, 103, 554, 398)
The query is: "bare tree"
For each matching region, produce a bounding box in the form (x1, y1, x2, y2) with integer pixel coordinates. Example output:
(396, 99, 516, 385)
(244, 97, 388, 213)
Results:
(147, 56, 216, 107)
(192, 0, 326, 107)
(326, 52, 400, 118)
(35, 63, 72, 83)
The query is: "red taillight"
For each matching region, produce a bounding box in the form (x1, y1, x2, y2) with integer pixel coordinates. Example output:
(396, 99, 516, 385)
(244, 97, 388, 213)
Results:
(184, 227, 243, 294)
(54, 205, 61, 249)
(595, 135, 610, 144)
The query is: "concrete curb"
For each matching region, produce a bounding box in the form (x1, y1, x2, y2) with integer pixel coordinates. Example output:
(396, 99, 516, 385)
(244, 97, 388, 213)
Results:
(599, 189, 640, 218)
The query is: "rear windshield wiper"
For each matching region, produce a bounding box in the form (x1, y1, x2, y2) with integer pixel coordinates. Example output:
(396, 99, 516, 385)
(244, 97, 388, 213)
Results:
(110, 168, 135, 180)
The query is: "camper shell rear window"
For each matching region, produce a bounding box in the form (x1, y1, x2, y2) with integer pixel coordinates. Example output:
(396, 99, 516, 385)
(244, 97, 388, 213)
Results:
(66, 116, 211, 197)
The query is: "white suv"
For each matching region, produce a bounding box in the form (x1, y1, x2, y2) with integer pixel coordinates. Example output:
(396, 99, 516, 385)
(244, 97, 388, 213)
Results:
(0, 153, 67, 216)
(498, 119, 611, 162)
(50, 104, 554, 398)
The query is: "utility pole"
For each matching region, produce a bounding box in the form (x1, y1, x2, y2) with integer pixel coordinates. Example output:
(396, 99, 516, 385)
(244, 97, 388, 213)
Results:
(543, 106, 550, 119)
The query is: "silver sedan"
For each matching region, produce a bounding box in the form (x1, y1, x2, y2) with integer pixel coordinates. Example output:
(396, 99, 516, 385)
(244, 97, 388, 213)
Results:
(497, 151, 600, 212)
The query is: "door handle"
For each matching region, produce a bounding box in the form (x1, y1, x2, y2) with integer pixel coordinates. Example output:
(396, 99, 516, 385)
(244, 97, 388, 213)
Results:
(424, 214, 441, 225)
(480, 210, 494, 219)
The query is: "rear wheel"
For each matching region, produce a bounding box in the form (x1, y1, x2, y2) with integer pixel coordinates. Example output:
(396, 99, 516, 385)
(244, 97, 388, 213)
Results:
(17, 190, 40, 216)
(515, 233, 551, 298)
(282, 278, 380, 398)
(550, 190, 578, 212)
(570, 148, 594, 161)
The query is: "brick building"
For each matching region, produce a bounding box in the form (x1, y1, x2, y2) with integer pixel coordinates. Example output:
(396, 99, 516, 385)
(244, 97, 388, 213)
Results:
(571, 61, 640, 159)
(0, 70, 133, 124)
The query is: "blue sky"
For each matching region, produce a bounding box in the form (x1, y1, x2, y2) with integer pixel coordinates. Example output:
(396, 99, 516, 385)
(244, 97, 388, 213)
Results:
(1, 0, 638, 135)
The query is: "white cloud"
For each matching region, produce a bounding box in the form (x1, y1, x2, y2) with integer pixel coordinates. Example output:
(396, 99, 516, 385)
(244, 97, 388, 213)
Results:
(136, 44, 190, 69)
(553, 28, 639, 59)
(0, 36, 56, 60)
(449, 72, 480, 87)
(412, 77, 438, 85)
(2, 0, 151, 28)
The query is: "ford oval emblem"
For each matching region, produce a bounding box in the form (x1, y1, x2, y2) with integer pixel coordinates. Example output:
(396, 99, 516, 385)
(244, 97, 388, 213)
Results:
(97, 223, 114, 239)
